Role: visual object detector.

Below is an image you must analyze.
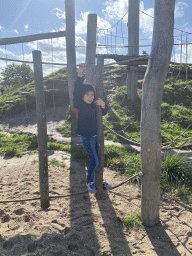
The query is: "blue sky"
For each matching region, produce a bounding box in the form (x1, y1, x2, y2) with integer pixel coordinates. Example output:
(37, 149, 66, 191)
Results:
(0, 0, 192, 75)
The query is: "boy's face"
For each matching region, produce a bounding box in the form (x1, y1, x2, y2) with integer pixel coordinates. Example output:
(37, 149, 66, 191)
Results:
(83, 90, 94, 104)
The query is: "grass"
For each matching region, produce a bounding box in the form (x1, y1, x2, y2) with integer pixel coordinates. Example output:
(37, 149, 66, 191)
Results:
(0, 133, 38, 157)
(49, 158, 66, 168)
(124, 211, 144, 229)
(104, 144, 141, 176)
(161, 152, 192, 193)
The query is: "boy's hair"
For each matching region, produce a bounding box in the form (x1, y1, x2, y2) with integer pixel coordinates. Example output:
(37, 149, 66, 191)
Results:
(81, 83, 95, 98)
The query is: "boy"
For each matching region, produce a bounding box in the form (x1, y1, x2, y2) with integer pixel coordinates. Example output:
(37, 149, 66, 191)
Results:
(73, 64, 112, 193)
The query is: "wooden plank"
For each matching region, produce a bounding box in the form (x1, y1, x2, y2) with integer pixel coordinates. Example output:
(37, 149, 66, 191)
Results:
(0, 31, 66, 45)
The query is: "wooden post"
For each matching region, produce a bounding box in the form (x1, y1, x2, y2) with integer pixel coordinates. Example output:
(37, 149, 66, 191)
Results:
(141, 0, 175, 226)
(32, 50, 49, 209)
(85, 14, 104, 199)
(95, 56, 104, 199)
(126, 0, 139, 102)
(65, 0, 77, 109)
(85, 13, 97, 84)
(128, 0, 139, 57)
(126, 65, 138, 101)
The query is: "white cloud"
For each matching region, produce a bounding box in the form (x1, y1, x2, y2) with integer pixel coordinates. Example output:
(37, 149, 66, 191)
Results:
(97, 16, 113, 36)
(175, 2, 187, 18)
(75, 36, 86, 58)
(13, 29, 19, 34)
(139, 2, 154, 34)
(27, 38, 66, 58)
(170, 39, 192, 65)
(0, 25, 3, 31)
(75, 11, 112, 36)
(102, 0, 128, 21)
(75, 12, 89, 35)
(102, 0, 154, 35)
(24, 24, 29, 32)
(52, 8, 65, 20)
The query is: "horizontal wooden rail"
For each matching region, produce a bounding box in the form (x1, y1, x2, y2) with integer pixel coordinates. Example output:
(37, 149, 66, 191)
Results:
(0, 31, 66, 45)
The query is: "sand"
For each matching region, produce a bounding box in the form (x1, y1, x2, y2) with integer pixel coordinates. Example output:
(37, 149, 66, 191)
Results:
(0, 107, 192, 256)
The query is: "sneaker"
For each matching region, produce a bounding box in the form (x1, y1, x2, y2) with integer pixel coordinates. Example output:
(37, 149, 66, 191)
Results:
(103, 179, 112, 190)
(86, 182, 96, 193)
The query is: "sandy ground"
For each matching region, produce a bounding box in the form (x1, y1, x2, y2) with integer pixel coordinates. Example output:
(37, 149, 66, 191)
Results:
(0, 107, 192, 256)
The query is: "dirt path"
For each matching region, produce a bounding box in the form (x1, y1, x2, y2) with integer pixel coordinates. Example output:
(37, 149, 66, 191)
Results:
(0, 107, 192, 255)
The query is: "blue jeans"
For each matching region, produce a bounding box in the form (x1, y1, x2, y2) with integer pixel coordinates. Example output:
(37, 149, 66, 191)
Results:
(80, 136, 99, 183)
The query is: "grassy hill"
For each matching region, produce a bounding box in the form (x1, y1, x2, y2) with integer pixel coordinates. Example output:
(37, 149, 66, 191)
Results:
(0, 67, 69, 119)
(102, 65, 192, 149)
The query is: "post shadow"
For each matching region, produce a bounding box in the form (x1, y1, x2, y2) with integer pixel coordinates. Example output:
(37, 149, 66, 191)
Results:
(97, 191, 132, 255)
(69, 119, 101, 254)
(145, 222, 180, 256)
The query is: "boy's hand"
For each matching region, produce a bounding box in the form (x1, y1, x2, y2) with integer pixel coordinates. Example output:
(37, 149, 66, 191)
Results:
(78, 63, 86, 77)
(95, 98, 105, 107)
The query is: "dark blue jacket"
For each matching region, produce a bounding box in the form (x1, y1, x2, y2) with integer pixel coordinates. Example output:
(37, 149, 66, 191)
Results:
(73, 76, 108, 137)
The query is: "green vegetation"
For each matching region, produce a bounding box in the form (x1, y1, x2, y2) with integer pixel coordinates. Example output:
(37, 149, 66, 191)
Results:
(124, 211, 144, 229)
(0, 133, 38, 157)
(0, 66, 69, 118)
(161, 152, 192, 191)
(49, 158, 66, 168)
(0, 63, 34, 92)
(102, 66, 192, 149)
(104, 145, 141, 176)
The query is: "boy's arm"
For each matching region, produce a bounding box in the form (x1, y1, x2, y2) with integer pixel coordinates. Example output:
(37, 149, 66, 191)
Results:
(73, 64, 85, 108)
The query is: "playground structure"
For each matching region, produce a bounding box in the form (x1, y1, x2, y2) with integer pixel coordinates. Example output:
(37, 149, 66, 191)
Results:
(0, 0, 191, 226)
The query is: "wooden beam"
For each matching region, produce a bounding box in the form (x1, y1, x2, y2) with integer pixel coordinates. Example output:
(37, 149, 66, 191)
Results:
(0, 31, 66, 45)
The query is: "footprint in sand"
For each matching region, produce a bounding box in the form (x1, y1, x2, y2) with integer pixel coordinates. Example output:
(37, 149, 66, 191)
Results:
(13, 208, 25, 215)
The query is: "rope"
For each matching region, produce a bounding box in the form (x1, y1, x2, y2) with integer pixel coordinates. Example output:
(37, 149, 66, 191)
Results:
(104, 123, 140, 146)
(0, 172, 143, 204)
(0, 57, 68, 66)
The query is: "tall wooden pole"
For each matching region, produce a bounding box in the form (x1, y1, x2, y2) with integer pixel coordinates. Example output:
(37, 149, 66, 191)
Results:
(141, 0, 175, 226)
(65, 0, 76, 109)
(32, 50, 49, 209)
(95, 56, 104, 200)
(85, 13, 97, 84)
(126, 0, 139, 102)
(128, 0, 139, 57)
(85, 14, 104, 199)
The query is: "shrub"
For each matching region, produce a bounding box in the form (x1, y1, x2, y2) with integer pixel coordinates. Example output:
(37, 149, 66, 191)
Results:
(161, 152, 192, 187)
